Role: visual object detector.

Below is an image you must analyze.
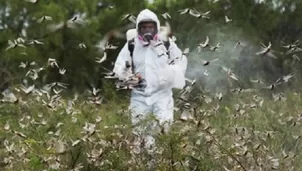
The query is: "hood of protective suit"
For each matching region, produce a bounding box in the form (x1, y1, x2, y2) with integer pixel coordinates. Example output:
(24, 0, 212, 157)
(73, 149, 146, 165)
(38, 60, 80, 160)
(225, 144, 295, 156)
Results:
(136, 9, 160, 42)
(136, 9, 160, 31)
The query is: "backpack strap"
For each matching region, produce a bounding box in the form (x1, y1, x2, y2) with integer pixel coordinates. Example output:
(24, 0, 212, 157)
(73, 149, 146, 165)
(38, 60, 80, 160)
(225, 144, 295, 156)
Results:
(163, 40, 170, 58)
(128, 38, 135, 73)
(128, 38, 135, 57)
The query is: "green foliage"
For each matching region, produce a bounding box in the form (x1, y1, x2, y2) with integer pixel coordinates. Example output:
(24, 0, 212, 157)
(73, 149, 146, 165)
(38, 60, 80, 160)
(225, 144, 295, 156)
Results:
(0, 0, 302, 90)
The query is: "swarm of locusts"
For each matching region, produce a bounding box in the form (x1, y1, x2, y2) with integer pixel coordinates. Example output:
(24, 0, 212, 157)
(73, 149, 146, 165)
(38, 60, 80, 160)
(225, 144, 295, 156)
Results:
(1, 1, 302, 171)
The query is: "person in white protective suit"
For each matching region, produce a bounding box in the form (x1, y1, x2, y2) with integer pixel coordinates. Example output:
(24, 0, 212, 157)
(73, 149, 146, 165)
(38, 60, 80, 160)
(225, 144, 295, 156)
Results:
(113, 9, 187, 149)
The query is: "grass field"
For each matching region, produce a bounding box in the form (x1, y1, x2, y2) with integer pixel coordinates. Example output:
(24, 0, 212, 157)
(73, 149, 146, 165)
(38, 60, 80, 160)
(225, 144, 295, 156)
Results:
(0, 85, 302, 171)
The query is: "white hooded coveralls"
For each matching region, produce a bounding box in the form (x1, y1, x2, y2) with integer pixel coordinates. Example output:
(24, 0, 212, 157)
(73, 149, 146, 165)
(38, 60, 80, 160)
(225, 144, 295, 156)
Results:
(113, 9, 187, 133)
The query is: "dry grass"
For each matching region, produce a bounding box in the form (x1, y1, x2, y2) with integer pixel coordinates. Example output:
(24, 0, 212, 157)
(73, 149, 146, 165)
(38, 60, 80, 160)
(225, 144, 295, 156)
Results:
(1, 86, 302, 171)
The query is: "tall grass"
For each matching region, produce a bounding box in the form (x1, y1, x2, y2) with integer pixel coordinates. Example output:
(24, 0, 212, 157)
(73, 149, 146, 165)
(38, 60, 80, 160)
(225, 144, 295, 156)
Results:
(1, 86, 301, 171)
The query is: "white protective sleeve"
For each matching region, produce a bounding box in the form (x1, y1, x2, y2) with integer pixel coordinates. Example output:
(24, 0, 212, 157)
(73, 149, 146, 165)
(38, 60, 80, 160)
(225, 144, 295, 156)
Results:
(112, 42, 132, 80)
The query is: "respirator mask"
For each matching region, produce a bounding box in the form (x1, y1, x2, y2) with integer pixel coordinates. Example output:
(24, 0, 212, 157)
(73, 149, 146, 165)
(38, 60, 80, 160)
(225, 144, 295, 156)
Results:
(142, 32, 154, 42)
(138, 20, 158, 44)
